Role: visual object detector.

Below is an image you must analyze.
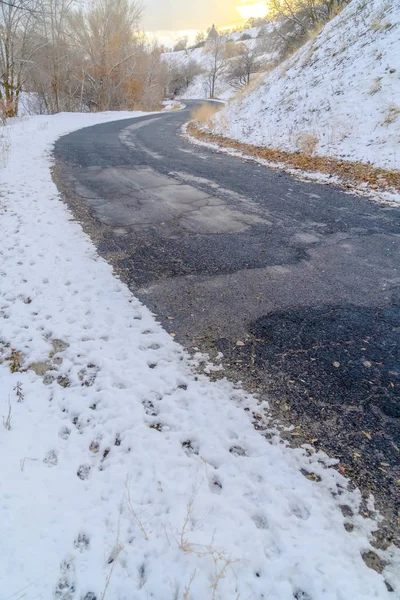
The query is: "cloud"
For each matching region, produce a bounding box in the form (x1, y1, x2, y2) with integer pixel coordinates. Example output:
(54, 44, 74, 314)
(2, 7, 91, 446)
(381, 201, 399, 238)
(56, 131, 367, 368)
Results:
(142, 0, 240, 31)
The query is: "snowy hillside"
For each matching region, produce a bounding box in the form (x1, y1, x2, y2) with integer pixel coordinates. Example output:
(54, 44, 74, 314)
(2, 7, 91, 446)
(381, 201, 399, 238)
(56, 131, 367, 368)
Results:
(211, 0, 400, 170)
(163, 24, 280, 100)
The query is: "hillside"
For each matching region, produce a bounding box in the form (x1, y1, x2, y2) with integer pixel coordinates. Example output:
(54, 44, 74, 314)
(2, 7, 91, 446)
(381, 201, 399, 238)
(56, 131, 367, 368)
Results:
(210, 0, 400, 170)
(163, 23, 285, 100)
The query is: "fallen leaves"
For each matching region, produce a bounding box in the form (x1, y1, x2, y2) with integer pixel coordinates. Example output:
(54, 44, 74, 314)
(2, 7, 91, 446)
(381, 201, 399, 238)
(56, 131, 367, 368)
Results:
(188, 123, 400, 192)
(300, 469, 322, 482)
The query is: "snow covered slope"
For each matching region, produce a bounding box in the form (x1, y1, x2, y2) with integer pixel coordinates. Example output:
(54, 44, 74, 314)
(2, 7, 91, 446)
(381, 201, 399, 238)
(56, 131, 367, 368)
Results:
(0, 112, 399, 597)
(163, 25, 279, 100)
(212, 0, 400, 170)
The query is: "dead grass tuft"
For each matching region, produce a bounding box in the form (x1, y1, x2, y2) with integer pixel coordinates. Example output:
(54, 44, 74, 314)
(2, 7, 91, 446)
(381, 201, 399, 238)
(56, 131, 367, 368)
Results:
(191, 103, 221, 128)
(187, 123, 400, 193)
(307, 22, 325, 42)
(7, 348, 23, 373)
(382, 103, 400, 126)
(369, 77, 382, 95)
(296, 132, 318, 155)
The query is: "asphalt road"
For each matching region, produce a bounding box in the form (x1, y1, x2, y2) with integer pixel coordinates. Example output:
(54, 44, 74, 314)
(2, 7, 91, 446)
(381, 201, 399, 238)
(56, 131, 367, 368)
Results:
(54, 101, 399, 548)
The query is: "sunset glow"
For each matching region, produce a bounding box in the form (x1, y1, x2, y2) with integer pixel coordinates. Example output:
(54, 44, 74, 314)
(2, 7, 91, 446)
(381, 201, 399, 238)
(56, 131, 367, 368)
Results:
(236, 1, 269, 19)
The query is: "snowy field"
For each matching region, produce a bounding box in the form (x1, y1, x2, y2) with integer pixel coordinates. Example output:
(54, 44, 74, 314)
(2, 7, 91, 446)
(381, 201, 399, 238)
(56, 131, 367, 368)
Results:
(212, 0, 400, 170)
(0, 111, 399, 599)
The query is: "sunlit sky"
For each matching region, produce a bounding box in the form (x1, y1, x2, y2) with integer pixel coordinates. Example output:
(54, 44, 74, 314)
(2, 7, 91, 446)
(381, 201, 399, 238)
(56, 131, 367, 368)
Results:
(143, 0, 269, 45)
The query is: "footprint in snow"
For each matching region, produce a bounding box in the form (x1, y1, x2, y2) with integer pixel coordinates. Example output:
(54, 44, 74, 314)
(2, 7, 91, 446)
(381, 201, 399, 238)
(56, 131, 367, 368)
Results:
(77, 464, 91, 480)
(210, 476, 223, 494)
(290, 503, 311, 521)
(143, 399, 158, 416)
(54, 557, 75, 600)
(141, 342, 161, 350)
(229, 445, 248, 457)
(181, 440, 199, 456)
(252, 514, 268, 530)
(294, 591, 312, 600)
(59, 426, 71, 440)
(43, 450, 58, 467)
(73, 532, 90, 553)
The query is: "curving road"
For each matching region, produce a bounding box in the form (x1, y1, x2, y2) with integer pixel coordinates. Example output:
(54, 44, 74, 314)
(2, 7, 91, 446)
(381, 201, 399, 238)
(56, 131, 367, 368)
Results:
(54, 101, 400, 547)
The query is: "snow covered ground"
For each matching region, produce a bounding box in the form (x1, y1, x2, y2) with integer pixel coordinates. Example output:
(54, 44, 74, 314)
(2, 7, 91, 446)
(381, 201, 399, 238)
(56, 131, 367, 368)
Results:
(212, 0, 400, 170)
(0, 111, 399, 599)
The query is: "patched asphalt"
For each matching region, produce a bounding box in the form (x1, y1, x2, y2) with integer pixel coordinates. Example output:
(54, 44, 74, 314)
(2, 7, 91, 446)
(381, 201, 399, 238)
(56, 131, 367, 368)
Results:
(53, 101, 400, 548)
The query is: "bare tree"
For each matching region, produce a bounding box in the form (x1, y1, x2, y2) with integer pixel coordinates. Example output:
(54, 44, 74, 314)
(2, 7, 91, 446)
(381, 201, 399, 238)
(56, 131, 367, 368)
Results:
(0, 0, 43, 117)
(0, 0, 39, 12)
(192, 29, 205, 48)
(269, 0, 349, 30)
(173, 35, 188, 52)
(69, 0, 142, 110)
(225, 42, 261, 89)
(1, 0, 172, 117)
(132, 39, 168, 109)
(204, 35, 226, 99)
(167, 58, 202, 97)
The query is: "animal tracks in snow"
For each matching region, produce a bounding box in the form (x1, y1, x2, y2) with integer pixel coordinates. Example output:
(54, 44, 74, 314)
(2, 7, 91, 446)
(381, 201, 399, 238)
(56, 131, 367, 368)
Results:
(0, 111, 397, 600)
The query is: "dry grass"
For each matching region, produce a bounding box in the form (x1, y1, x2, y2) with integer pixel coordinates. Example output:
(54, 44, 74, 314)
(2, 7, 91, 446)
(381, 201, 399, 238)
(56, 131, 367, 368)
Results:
(125, 478, 150, 540)
(296, 132, 318, 155)
(369, 77, 382, 95)
(169, 466, 238, 600)
(3, 397, 12, 430)
(191, 103, 221, 128)
(307, 21, 325, 42)
(187, 123, 400, 192)
(382, 103, 400, 126)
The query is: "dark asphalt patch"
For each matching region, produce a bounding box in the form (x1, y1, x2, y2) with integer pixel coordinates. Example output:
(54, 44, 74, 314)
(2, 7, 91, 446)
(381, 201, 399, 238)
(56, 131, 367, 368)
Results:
(108, 226, 309, 287)
(213, 303, 400, 545)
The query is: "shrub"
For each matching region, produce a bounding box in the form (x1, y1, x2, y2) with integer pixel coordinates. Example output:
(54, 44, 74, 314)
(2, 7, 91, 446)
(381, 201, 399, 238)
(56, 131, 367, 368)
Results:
(191, 103, 221, 128)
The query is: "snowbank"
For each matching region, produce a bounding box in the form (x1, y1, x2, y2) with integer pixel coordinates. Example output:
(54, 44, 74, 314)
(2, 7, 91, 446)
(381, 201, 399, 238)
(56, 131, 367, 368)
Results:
(212, 0, 400, 170)
(0, 111, 398, 598)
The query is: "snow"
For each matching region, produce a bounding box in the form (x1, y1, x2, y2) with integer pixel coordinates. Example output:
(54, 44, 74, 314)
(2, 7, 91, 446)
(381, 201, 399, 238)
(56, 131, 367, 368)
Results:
(212, 0, 400, 170)
(162, 99, 186, 111)
(163, 27, 275, 101)
(0, 110, 398, 599)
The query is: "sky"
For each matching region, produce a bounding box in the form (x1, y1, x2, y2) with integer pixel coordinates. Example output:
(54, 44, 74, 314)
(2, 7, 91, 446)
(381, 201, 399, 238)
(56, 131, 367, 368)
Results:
(142, 0, 269, 45)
